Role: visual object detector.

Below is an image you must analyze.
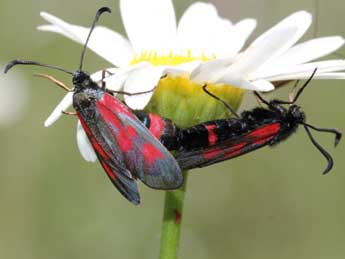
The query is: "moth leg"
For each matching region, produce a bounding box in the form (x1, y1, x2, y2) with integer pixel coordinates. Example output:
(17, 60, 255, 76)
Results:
(100, 69, 114, 89)
(107, 85, 157, 96)
(254, 94, 264, 108)
(288, 80, 300, 103)
(33, 73, 73, 92)
(202, 84, 240, 118)
(62, 111, 77, 116)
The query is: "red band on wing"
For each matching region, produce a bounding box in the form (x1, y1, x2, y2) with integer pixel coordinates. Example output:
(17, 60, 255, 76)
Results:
(78, 115, 109, 159)
(247, 123, 280, 139)
(224, 142, 248, 159)
(203, 147, 222, 160)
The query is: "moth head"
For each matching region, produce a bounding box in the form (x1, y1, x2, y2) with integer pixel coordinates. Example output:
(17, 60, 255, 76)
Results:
(289, 105, 305, 124)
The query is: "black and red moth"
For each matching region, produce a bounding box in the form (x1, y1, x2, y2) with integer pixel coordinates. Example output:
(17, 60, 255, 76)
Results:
(135, 71, 341, 174)
(4, 7, 183, 205)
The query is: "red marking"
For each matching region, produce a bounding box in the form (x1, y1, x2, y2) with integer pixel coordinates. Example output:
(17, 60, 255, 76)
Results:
(247, 123, 280, 139)
(206, 124, 218, 145)
(96, 102, 122, 129)
(253, 135, 275, 146)
(224, 142, 247, 159)
(78, 115, 109, 159)
(101, 93, 136, 119)
(125, 125, 138, 138)
(142, 143, 164, 165)
(116, 129, 133, 152)
(78, 115, 92, 135)
(101, 160, 117, 181)
(174, 210, 182, 225)
(91, 138, 109, 159)
(203, 147, 223, 160)
(148, 114, 165, 139)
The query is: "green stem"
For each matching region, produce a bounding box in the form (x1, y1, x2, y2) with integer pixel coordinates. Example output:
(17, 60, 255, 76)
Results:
(159, 172, 188, 259)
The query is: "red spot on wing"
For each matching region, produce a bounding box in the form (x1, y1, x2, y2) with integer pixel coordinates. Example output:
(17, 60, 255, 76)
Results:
(206, 124, 218, 145)
(148, 114, 165, 139)
(142, 143, 165, 166)
(126, 125, 138, 138)
(101, 93, 136, 119)
(116, 129, 133, 152)
(247, 123, 281, 139)
(96, 100, 136, 153)
(96, 102, 122, 129)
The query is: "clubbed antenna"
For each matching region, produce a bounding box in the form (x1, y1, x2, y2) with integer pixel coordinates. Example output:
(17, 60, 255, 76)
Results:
(79, 7, 111, 70)
(302, 123, 342, 174)
(4, 60, 73, 75)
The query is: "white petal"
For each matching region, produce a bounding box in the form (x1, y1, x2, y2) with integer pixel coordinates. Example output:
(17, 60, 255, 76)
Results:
(123, 66, 166, 109)
(191, 58, 235, 82)
(39, 12, 134, 67)
(120, 0, 177, 54)
(250, 80, 275, 91)
(90, 68, 119, 82)
(164, 61, 202, 77)
(228, 19, 257, 56)
(44, 91, 73, 127)
(252, 11, 312, 59)
(251, 60, 345, 81)
(311, 72, 345, 79)
(263, 36, 345, 67)
(224, 27, 298, 75)
(76, 120, 97, 163)
(104, 62, 152, 92)
(177, 2, 236, 57)
(214, 74, 274, 92)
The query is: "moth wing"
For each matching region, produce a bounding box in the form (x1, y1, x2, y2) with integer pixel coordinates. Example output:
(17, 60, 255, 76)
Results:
(177, 123, 281, 169)
(96, 94, 183, 190)
(79, 116, 140, 205)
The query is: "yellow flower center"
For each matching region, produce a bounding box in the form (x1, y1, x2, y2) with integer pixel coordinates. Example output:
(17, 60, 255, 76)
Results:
(131, 50, 245, 127)
(130, 50, 213, 66)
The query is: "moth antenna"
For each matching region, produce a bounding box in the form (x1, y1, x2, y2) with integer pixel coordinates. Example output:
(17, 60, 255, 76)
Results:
(4, 60, 73, 75)
(254, 91, 270, 106)
(303, 124, 334, 174)
(202, 84, 240, 118)
(303, 122, 342, 147)
(79, 7, 111, 70)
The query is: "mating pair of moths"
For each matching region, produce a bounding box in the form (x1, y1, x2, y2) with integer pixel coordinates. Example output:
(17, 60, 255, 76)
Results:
(5, 8, 341, 205)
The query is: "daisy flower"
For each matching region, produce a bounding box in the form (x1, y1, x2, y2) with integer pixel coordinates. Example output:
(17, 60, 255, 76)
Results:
(38, 0, 258, 129)
(37, 0, 345, 162)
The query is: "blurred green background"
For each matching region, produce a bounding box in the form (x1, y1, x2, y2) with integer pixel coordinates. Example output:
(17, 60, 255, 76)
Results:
(1, 0, 345, 258)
